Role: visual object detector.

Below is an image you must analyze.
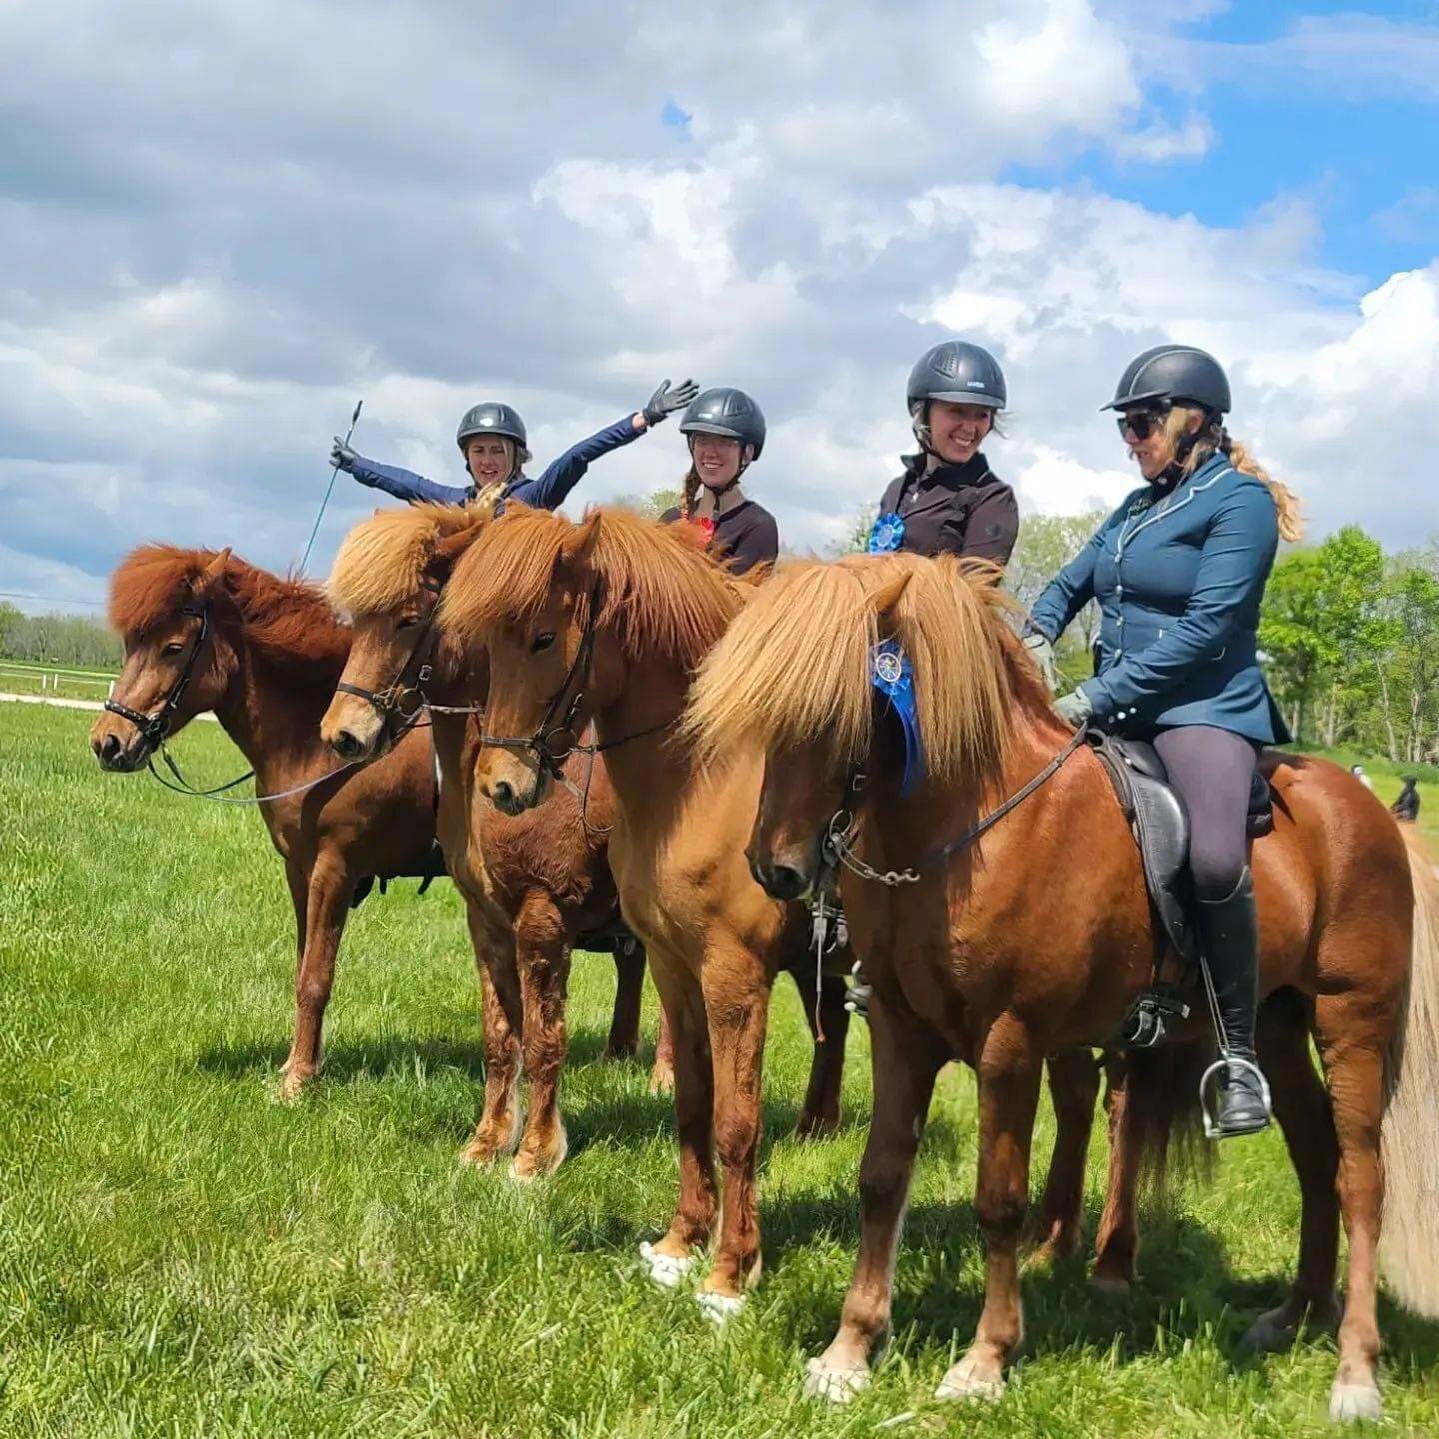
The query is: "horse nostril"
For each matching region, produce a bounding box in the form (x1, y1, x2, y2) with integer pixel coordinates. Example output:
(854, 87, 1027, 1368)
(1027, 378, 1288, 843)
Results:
(763, 864, 808, 902)
(492, 779, 516, 812)
(332, 729, 364, 761)
(95, 733, 122, 766)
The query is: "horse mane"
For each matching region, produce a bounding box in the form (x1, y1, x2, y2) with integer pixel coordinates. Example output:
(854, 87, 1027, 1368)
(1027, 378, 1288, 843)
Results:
(442, 505, 742, 669)
(686, 552, 1040, 789)
(328, 500, 485, 616)
(109, 544, 349, 678)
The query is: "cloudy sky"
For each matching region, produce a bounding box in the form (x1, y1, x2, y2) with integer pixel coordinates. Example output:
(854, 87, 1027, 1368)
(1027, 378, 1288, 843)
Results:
(3, 0, 1438, 615)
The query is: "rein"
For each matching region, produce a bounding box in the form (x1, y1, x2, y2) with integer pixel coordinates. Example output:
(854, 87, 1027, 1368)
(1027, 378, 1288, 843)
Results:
(103, 602, 358, 805)
(825, 726, 1088, 887)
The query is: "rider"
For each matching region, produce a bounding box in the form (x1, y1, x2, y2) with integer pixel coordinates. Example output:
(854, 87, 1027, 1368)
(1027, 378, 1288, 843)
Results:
(1026, 344, 1303, 1139)
(659, 387, 778, 576)
(329, 380, 700, 509)
(868, 339, 1019, 565)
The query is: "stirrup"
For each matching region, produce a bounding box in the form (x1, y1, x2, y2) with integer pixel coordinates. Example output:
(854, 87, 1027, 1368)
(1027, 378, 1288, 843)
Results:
(1116, 988, 1190, 1049)
(1198, 1055, 1272, 1140)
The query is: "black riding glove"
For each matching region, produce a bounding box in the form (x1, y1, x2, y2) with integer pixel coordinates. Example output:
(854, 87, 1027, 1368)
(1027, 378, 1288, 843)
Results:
(643, 378, 699, 427)
(331, 437, 359, 473)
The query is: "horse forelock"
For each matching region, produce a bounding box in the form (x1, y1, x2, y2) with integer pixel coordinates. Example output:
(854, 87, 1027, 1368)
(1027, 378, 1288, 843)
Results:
(442, 505, 739, 668)
(687, 552, 1027, 790)
(329, 501, 474, 616)
(108, 544, 216, 637)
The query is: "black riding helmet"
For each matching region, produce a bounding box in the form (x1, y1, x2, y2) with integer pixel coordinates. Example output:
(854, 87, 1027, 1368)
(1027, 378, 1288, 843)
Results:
(1103, 345, 1231, 416)
(907, 341, 1006, 458)
(679, 387, 766, 463)
(456, 402, 532, 475)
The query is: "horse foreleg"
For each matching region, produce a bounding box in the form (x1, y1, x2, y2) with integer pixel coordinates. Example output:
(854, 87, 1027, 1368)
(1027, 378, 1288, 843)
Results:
(510, 897, 572, 1181)
(605, 941, 645, 1061)
(806, 993, 944, 1404)
(1241, 992, 1341, 1353)
(1030, 1048, 1101, 1263)
(650, 997, 675, 1095)
(279, 854, 353, 1102)
(460, 904, 524, 1168)
(787, 959, 849, 1139)
(696, 958, 773, 1318)
(937, 1012, 1043, 1404)
(1314, 1000, 1387, 1422)
(639, 953, 716, 1288)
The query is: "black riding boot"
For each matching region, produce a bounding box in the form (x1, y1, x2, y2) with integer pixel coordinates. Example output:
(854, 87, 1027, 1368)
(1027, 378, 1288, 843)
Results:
(1198, 867, 1270, 1138)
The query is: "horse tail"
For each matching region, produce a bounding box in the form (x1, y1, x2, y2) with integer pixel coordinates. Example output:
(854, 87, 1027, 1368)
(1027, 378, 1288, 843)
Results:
(1120, 1039, 1214, 1204)
(1379, 823, 1439, 1317)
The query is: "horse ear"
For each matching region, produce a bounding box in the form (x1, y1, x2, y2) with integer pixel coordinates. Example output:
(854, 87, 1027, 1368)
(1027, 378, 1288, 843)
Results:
(869, 570, 912, 622)
(195, 548, 231, 599)
(557, 512, 602, 578)
(429, 522, 483, 581)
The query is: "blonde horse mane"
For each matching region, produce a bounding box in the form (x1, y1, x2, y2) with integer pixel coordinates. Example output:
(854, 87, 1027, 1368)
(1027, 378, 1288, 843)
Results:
(441, 505, 742, 669)
(685, 552, 1036, 788)
(328, 497, 495, 616)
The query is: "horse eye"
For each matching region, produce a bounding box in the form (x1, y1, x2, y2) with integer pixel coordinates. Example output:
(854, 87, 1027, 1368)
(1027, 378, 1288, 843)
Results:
(530, 632, 557, 654)
(162, 642, 185, 656)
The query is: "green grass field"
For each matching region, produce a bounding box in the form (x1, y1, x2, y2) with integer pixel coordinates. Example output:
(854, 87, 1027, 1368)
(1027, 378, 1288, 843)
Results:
(3, 705, 1437, 1437)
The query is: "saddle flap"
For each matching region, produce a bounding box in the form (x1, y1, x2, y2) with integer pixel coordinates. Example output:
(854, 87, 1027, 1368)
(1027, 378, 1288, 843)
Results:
(1089, 732, 1196, 964)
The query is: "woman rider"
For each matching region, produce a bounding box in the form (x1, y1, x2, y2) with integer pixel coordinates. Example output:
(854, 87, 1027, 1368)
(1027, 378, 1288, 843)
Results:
(659, 387, 778, 576)
(850, 340, 1020, 1018)
(1026, 344, 1302, 1139)
(868, 339, 1019, 565)
(329, 379, 700, 510)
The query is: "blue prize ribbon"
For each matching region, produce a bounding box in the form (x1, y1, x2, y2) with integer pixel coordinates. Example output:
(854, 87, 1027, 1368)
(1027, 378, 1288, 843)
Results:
(870, 639, 925, 795)
(868, 512, 905, 553)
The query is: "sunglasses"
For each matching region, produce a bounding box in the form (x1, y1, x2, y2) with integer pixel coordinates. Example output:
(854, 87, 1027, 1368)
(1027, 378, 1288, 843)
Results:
(1116, 405, 1171, 441)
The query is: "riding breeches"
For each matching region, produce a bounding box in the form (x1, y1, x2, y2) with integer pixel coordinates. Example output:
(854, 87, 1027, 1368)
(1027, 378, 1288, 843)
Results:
(1151, 723, 1260, 901)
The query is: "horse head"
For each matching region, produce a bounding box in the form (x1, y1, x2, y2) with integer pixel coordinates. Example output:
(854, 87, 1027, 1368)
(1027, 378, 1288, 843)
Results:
(90, 546, 235, 771)
(322, 502, 489, 763)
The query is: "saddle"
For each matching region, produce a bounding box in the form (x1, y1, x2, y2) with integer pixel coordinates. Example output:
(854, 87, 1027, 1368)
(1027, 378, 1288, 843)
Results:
(1088, 730, 1273, 971)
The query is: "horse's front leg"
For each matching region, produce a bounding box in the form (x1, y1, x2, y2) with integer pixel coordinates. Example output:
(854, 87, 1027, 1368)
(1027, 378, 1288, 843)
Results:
(695, 950, 774, 1320)
(604, 940, 645, 1060)
(806, 988, 945, 1403)
(510, 895, 573, 1180)
(279, 852, 354, 1101)
(638, 950, 717, 1288)
(460, 904, 524, 1167)
(937, 1012, 1043, 1404)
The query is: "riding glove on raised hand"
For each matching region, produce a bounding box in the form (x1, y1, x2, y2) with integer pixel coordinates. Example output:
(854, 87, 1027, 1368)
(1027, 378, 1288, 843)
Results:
(331, 437, 359, 473)
(643, 378, 700, 427)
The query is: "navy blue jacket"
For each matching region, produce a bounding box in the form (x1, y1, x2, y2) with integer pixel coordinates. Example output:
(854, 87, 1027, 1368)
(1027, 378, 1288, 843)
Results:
(348, 415, 643, 509)
(1029, 452, 1286, 743)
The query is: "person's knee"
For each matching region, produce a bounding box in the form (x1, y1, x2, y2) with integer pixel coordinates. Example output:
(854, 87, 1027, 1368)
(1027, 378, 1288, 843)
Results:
(1190, 839, 1245, 901)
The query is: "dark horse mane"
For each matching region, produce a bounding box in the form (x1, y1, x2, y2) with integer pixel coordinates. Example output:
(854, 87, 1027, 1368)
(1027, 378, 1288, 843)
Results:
(109, 544, 350, 694)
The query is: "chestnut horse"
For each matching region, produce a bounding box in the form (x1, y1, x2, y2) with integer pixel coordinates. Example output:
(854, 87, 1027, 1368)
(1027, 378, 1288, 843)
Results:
(322, 501, 672, 1177)
(687, 550, 1439, 1422)
(438, 506, 1108, 1317)
(90, 546, 647, 1111)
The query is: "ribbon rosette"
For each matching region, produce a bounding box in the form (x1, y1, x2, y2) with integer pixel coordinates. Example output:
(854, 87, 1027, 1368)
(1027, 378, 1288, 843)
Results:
(870, 639, 925, 795)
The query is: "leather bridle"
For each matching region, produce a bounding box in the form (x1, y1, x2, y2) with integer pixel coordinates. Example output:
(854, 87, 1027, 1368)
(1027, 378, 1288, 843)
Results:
(103, 604, 211, 756)
(333, 575, 444, 742)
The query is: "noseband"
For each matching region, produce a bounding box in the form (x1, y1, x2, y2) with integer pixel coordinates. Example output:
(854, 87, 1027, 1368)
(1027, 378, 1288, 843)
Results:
(103, 604, 210, 754)
(334, 576, 444, 738)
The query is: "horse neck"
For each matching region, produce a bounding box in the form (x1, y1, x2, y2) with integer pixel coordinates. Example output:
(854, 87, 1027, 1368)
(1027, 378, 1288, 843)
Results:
(426, 634, 484, 788)
(213, 636, 345, 785)
(591, 647, 701, 834)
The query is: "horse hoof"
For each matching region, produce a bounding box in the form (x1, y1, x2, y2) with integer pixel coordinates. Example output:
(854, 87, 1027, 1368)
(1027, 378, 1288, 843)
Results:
(1241, 1311, 1297, 1354)
(274, 1068, 313, 1104)
(935, 1356, 1005, 1403)
(696, 1289, 746, 1326)
(793, 1111, 841, 1141)
(648, 1065, 675, 1096)
(639, 1240, 696, 1290)
(1329, 1381, 1382, 1423)
(803, 1357, 869, 1404)
(509, 1125, 568, 1183)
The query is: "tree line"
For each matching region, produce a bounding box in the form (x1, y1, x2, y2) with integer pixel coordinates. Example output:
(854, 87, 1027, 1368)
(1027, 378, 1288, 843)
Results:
(0, 603, 122, 670)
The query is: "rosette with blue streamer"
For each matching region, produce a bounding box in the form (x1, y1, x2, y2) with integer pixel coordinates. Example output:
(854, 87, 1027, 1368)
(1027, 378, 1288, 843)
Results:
(870, 639, 924, 795)
(868, 512, 905, 553)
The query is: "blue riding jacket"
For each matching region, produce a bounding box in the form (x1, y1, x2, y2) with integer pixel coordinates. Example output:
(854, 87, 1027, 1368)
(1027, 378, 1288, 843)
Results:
(1028, 452, 1286, 744)
(348, 415, 643, 509)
